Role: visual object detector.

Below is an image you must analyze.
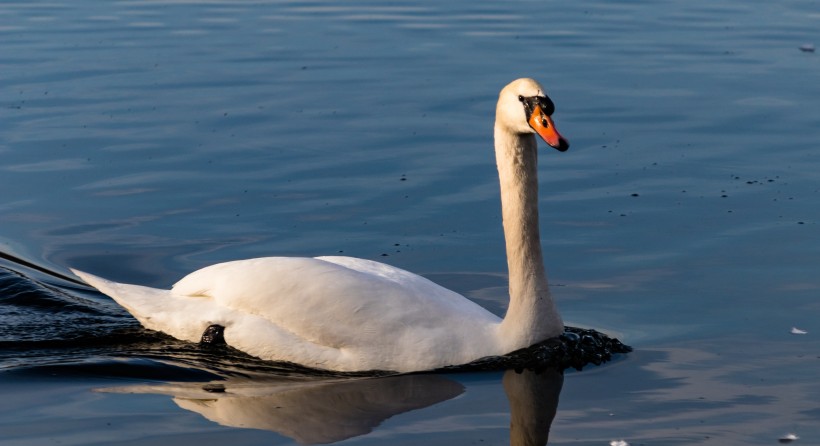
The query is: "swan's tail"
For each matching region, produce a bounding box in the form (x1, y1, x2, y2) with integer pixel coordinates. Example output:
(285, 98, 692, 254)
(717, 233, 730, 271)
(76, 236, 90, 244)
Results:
(70, 268, 211, 343)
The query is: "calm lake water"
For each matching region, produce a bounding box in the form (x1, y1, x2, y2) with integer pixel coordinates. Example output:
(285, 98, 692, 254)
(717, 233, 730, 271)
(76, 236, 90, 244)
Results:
(2, 0, 820, 444)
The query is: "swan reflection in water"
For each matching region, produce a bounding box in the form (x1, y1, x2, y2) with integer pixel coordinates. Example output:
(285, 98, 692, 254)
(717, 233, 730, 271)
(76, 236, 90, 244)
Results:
(101, 368, 562, 445)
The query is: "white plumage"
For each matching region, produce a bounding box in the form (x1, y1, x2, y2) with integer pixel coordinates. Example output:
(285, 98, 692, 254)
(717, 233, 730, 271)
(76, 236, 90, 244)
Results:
(72, 257, 499, 372)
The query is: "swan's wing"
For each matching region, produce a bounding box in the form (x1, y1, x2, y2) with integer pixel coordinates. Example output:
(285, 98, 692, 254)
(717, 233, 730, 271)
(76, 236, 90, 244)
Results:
(171, 257, 499, 338)
(170, 257, 500, 370)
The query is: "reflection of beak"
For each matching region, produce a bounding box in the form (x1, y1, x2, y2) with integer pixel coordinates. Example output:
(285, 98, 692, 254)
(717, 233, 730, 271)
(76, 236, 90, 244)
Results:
(528, 105, 569, 152)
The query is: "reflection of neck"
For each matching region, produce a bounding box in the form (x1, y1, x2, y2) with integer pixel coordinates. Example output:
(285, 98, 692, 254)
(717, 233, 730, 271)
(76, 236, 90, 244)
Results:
(495, 126, 563, 351)
(503, 369, 563, 446)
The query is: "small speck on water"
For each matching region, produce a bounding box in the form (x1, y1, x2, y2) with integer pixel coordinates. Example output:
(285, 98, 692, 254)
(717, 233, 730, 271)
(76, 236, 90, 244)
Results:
(631, 193, 639, 197)
(799, 43, 815, 52)
(779, 433, 799, 443)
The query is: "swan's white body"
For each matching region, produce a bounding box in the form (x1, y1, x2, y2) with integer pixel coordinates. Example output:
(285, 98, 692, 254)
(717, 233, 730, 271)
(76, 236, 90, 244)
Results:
(72, 78, 569, 373)
(73, 257, 501, 372)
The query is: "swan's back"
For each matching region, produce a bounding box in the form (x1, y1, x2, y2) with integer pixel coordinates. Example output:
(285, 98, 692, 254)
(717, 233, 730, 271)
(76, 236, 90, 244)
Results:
(172, 257, 498, 336)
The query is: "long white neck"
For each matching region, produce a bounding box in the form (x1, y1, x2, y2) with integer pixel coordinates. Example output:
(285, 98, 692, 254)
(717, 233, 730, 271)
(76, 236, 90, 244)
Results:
(494, 125, 564, 351)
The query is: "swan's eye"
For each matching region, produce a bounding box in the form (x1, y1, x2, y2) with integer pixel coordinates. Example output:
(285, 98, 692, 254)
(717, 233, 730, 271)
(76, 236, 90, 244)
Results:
(518, 95, 524, 102)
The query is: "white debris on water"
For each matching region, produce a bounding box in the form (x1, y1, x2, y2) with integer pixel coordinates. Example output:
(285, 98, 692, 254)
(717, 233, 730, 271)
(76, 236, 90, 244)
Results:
(799, 43, 815, 52)
(610, 441, 630, 446)
(779, 433, 799, 443)
(791, 327, 808, 335)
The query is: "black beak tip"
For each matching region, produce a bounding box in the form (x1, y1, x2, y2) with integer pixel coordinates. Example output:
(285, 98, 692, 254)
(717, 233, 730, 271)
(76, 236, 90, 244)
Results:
(555, 138, 570, 152)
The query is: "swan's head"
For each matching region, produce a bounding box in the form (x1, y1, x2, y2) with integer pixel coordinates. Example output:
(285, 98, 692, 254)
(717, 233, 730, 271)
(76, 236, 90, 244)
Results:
(496, 78, 569, 152)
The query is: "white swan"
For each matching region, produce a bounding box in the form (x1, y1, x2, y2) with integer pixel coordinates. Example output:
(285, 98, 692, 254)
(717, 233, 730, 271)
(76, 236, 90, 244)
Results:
(71, 78, 570, 373)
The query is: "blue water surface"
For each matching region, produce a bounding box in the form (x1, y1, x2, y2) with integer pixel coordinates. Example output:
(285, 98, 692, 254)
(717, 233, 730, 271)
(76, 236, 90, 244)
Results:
(2, 0, 820, 444)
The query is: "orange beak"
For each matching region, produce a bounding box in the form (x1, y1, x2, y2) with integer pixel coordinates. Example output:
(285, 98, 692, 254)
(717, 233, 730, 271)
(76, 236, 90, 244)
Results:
(528, 105, 569, 152)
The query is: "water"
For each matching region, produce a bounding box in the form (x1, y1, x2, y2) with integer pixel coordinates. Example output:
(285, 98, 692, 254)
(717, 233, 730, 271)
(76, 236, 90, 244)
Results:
(2, 0, 819, 444)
